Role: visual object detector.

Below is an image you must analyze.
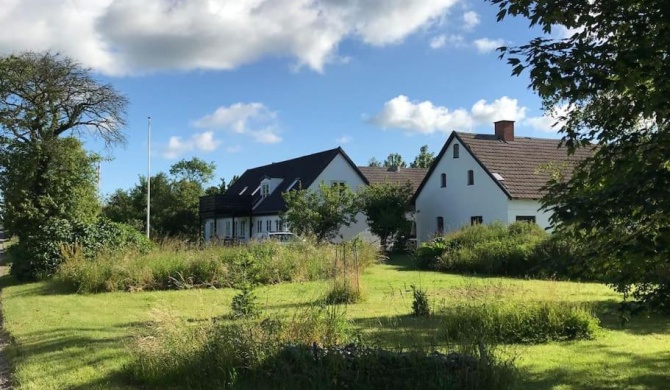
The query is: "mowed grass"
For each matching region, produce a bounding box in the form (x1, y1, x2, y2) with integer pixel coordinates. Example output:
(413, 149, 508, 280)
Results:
(2, 256, 669, 390)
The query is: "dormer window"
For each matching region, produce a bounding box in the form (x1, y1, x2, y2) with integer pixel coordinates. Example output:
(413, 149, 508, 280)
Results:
(453, 144, 460, 158)
(287, 178, 301, 191)
(261, 183, 270, 198)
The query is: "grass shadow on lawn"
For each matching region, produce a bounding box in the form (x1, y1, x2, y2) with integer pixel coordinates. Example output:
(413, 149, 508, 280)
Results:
(587, 299, 670, 335)
(518, 343, 670, 390)
(382, 254, 419, 272)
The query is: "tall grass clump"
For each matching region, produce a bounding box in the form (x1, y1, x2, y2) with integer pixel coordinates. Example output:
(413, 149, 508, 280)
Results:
(438, 301, 600, 344)
(416, 222, 549, 277)
(324, 240, 365, 304)
(127, 306, 518, 390)
(57, 239, 380, 293)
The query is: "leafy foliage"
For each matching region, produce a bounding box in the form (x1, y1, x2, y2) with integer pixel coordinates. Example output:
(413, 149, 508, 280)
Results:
(0, 138, 100, 239)
(103, 158, 220, 239)
(282, 181, 360, 242)
(8, 218, 152, 281)
(410, 145, 435, 168)
(491, 0, 670, 309)
(383, 152, 407, 168)
(367, 157, 382, 167)
(359, 181, 413, 249)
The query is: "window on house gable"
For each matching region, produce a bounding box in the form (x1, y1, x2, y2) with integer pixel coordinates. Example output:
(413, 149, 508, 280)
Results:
(331, 181, 347, 195)
(437, 217, 444, 233)
(516, 216, 536, 223)
(467, 170, 474, 185)
(471, 216, 483, 225)
(453, 144, 460, 158)
(261, 183, 270, 198)
(267, 220, 272, 232)
(257, 220, 262, 233)
(440, 173, 446, 188)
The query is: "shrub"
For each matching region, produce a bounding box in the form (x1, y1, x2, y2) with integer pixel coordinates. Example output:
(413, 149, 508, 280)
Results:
(411, 284, 431, 317)
(438, 301, 600, 344)
(9, 218, 152, 281)
(415, 238, 448, 270)
(231, 283, 261, 318)
(324, 278, 363, 305)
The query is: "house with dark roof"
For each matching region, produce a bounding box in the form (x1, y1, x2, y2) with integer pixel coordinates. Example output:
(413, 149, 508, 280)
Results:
(413, 120, 592, 242)
(199, 147, 373, 242)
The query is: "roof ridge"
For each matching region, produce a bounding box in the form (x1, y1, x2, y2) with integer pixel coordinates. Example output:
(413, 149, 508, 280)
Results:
(247, 147, 340, 171)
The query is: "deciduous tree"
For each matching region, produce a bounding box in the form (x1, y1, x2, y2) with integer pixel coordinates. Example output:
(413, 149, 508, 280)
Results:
(491, 0, 670, 308)
(282, 182, 359, 242)
(359, 182, 414, 250)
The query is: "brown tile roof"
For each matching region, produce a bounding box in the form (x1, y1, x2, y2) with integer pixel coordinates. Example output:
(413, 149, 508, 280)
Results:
(456, 132, 594, 199)
(358, 166, 428, 194)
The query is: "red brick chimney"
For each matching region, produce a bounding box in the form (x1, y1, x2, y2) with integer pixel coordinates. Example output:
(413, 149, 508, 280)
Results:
(494, 120, 515, 142)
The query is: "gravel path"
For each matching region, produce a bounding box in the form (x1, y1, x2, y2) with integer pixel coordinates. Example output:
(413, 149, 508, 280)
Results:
(0, 238, 13, 389)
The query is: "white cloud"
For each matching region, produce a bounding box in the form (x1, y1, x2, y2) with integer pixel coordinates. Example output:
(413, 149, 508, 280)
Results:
(473, 38, 505, 53)
(163, 131, 221, 159)
(525, 104, 570, 133)
(429, 34, 464, 49)
(0, 0, 460, 75)
(370, 95, 527, 134)
(193, 102, 281, 143)
(336, 135, 352, 144)
(462, 11, 480, 30)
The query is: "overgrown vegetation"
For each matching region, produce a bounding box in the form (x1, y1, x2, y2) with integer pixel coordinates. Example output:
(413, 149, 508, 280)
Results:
(439, 302, 599, 344)
(415, 222, 590, 280)
(57, 239, 379, 293)
(8, 218, 152, 281)
(127, 308, 517, 390)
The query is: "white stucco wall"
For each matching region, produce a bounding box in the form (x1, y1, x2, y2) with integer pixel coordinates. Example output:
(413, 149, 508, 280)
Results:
(415, 138, 509, 242)
(309, 153, 373, 242)
(507, 199, 553, 232)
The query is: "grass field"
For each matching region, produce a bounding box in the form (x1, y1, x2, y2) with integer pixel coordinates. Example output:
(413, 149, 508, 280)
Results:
(1, 256, 669, 389)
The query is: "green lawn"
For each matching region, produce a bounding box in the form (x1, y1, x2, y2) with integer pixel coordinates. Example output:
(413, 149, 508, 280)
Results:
(2, 256, 669, 389)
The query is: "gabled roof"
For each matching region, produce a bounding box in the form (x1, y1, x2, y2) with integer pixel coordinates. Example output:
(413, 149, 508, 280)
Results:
(225, 147, 368, 214)
(412, 131, 594, 202)
(358, 166, 428, 195)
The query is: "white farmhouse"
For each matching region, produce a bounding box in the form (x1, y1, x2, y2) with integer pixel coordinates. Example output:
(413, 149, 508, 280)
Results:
(199, 147, 372, 243)
(413, 120, 592, 243)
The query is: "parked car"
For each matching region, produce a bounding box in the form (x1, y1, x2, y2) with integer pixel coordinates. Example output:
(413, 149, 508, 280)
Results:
(252, 232, 299, 243)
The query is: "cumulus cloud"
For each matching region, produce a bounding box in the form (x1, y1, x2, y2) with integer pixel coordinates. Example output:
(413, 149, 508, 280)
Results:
(462, 11, 480, 30)
(429, 34, 464, 49)
(193, 102, 282, 143)
(163, 131, 221, 159)
(0, 0, 459, 75)
(525, 105, 571, 133)
(370, 95, 526, 134)
(473, 38, 505, 53)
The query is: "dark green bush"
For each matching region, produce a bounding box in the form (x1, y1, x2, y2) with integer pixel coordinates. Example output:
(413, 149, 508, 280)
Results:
(9, 218, 153, 281)
(411, 284, 431, 317)
(231, 283, 261, 318)
(415, 238, 448, 270)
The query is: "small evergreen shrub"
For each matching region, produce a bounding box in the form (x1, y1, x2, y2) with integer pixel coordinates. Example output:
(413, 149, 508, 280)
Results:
(231, 283, 261, 318)
(411, 284, 431, 317)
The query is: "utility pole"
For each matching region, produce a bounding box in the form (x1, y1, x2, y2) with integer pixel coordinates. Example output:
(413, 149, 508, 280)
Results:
(147, 116, 151, 239)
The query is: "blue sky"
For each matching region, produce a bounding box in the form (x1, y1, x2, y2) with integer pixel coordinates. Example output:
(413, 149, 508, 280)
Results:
(0, 0, 567, 195)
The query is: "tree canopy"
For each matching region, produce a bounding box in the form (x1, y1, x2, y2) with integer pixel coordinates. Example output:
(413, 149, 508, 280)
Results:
(383, 153, 407, 168)
(410, 145, 435, 168)
(491, 0, 670, 308)
(359, 181, 414, 250)
(282, 181, 359, 242)
(0, 51, 127, 146)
